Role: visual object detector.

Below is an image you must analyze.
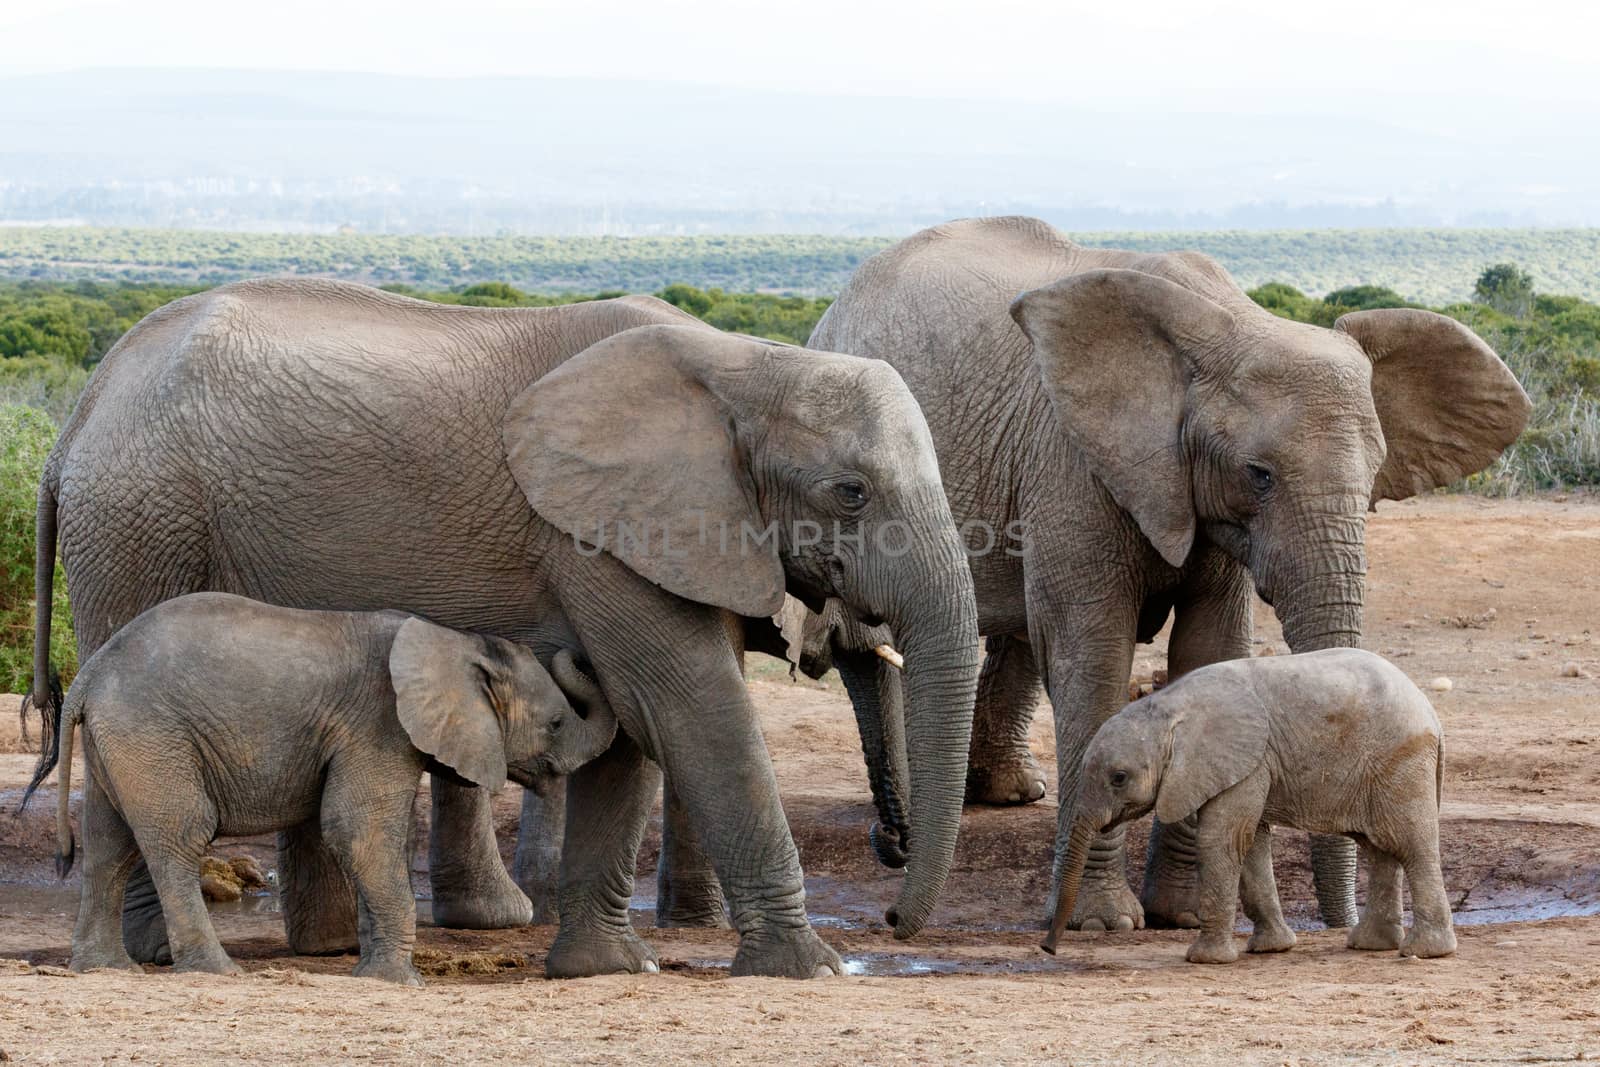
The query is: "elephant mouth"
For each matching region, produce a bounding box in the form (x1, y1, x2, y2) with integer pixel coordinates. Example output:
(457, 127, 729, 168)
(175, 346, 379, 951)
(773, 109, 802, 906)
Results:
(508, 758, 561, 795)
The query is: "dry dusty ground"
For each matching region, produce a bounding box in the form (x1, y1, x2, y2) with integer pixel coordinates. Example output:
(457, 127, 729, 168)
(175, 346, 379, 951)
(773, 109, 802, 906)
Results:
(2, 493, 1598, 1065)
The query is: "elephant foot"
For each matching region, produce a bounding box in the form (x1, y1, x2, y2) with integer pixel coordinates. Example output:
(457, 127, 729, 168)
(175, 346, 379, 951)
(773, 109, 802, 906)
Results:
(70, 949, 143, 975)
(965, 753, 1047, 806)
(655, 880, 728, 929)
(353, 954, 426, 987)
(172, 951, 242, 977)
(1399, 924, 1457, 959)
(1139, 875, 1200, 929)
(1346, 917, 1404, 952)
(429, 876, 534, 931)
(1247, 922, 1298, 954)
(1185, 932, 1241, 965)
(1064, 872, 1144, 933)
(869, 821, 908, 869)
(730, 925, 843, 979)
(545, 926, 660, 978)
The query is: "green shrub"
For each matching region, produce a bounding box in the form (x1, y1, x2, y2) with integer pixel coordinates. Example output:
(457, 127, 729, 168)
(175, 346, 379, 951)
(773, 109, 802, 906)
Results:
(0, 404, 74, 694)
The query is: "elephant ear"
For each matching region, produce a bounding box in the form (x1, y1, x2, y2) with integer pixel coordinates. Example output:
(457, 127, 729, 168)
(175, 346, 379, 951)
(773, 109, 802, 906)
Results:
(1153, 667, 1271, 825)
(1335, 308, 1532, 504)
(1010, 269, 1235, 568)
(388, 618, 508, 793)
(504, 324, 786, 619)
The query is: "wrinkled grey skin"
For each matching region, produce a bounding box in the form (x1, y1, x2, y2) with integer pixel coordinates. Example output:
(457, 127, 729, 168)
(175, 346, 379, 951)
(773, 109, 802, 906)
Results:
(29, 279, 980, 979)
(808, 216, 1529, 932)
(22, 593, 616, 985)
(1046, 649, 1455, 964)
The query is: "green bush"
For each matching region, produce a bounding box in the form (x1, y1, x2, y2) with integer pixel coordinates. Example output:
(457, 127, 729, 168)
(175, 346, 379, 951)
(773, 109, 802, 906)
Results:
(0, 404, 74, 694)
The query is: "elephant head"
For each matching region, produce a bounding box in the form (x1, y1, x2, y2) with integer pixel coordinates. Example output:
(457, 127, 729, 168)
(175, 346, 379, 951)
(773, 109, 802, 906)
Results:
(1010, 270, 1531, 652)
(1043, 666, 1267, 952)
(389, 620, 618, 794)
(502, 323, 980, 939)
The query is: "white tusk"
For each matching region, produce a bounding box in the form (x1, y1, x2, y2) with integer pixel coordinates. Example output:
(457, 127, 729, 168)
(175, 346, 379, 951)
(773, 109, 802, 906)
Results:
(874, 644, 905, 670)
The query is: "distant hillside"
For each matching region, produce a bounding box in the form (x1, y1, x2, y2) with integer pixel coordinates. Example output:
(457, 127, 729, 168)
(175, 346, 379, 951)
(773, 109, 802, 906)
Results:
(3, 226, 1598, 304)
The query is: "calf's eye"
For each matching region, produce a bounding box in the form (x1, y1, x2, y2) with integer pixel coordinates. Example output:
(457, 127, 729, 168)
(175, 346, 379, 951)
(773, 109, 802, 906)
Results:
(1246, 463, 1275, 494)
(1110, 770, 1129, 788)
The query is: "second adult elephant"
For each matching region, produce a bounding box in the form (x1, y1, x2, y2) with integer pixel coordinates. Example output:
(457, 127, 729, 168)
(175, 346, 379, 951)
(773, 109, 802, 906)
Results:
(808, 216, 1529, 931)
(30, 279, 980, 977)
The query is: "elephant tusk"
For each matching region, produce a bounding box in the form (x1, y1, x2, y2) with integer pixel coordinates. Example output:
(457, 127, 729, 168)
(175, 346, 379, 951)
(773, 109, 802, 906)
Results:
(874, 644, 905, 670)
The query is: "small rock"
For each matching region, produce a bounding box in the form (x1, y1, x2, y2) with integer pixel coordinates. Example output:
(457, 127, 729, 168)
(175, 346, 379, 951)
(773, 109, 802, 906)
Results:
(1561, 662, 1594, 679)
(1515, 649, 1533, 660)
(1427, 677, 1454, 693)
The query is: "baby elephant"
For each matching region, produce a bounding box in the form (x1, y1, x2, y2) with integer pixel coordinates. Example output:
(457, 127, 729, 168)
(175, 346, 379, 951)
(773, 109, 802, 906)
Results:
(21, 592, 617, 985)
(1043, 648, 1454, 964)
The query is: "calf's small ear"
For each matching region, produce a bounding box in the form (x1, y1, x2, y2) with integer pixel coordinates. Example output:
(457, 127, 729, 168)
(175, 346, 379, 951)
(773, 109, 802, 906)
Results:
(1153, 668, 1270, 825)
(389, 618, 508, 793)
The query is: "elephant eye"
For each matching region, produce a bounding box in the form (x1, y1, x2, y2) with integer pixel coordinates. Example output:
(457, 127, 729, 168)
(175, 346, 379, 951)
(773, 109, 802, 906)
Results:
(833, 479, 870, 510)
(1246, 463, 1275, 494)
(1110, 770, 1129, 788)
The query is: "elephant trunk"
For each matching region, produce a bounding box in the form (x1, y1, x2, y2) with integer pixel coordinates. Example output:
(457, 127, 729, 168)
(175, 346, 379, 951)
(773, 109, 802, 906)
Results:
(1263, 512, 1367, 928)
(1042, 818, 1096, 954)
(879, 535, 980, 941)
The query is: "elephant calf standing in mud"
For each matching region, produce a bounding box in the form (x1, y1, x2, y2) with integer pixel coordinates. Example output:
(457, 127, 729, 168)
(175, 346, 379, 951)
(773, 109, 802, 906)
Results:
(22, 593, 616, 984)
(1044, 649, 1455, 964)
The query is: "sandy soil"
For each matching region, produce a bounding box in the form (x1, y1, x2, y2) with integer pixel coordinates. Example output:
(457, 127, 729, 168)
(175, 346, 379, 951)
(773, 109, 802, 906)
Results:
(2, 493, 1598, 1065)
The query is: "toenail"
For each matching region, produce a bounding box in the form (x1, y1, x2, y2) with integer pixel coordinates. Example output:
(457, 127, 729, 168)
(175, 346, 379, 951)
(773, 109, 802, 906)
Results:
(641, 960, 659, 973)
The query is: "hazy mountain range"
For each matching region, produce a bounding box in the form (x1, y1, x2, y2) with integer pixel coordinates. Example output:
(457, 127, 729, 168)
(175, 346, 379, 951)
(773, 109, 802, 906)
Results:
(2, 68, 1596, 235)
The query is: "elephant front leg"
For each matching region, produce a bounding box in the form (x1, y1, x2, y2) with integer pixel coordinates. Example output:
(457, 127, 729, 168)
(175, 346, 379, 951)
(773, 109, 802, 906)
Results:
(1143, 555, 1255, 927)
(1040, 605, 1144, 933)
(427, 777, 533, 930)
(546, 732, 661, 978)
(655, 778, 727, 928)
(966, 634, 1047, 807)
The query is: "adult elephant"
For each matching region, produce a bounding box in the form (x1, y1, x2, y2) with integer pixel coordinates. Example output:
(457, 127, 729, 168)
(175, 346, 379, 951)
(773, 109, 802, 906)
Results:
(806, 216, 1530, 931)
(28, 278, 980, 977)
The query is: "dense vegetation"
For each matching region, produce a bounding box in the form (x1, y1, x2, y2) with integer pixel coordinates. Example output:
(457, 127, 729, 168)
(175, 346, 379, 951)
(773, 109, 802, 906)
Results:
(6, 226, 1600, 305)
(0, 405, 73, 692)
(4, 265, 1599, 692)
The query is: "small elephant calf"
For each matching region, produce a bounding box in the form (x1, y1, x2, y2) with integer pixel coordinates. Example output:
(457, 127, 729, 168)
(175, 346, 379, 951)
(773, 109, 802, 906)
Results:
(1043, 648, 1454, 964)
(21, 592, 617, 985)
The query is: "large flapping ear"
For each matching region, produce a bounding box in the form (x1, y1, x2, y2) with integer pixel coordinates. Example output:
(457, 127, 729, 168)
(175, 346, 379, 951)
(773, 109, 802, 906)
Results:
(389, 618, 508, 792)
(504, 324, 786, 618)
(1010, 269, 1235, 567)
(1153, 666, 1271, 825)
(1335, 308, 1531, 503)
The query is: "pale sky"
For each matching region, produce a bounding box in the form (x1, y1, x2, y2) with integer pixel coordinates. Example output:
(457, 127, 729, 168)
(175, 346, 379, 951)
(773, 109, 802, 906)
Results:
(4, 0, 1598, 114)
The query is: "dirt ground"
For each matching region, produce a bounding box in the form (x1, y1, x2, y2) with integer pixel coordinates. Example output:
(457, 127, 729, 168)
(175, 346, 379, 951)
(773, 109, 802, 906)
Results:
(2, 493, 1598, 1065)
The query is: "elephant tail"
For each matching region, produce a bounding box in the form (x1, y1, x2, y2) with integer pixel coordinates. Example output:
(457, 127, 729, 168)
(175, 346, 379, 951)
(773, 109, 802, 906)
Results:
(18, 677, 83, 879)
(21, 474, 61, 752)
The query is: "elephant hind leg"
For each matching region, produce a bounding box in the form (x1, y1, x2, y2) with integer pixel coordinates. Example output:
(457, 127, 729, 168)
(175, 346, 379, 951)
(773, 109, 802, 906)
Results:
(70, 773, 143, 974)
(127, 794, 236, 975)
(1347, 842, 1404, 951)
(1241, 823, 1295, 953)
(1394, 828, 1456, 959)
(966, 634, 1046, 806)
